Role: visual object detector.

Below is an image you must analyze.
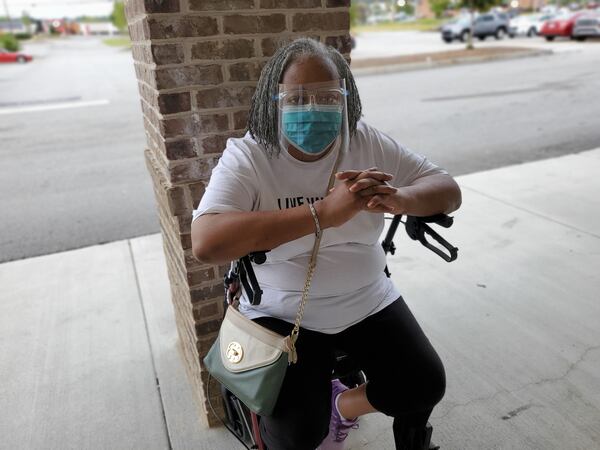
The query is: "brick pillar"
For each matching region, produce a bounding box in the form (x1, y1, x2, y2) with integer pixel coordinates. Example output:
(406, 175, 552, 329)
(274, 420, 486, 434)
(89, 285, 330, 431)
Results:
(125, 0, 351, 427)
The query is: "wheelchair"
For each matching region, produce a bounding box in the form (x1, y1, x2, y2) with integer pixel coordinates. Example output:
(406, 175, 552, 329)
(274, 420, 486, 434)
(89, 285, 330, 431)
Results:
(214, 214, 458, 450)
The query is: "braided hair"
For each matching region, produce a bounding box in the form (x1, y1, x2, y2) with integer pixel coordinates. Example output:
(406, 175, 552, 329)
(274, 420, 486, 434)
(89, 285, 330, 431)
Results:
(248, 37, 362, 158)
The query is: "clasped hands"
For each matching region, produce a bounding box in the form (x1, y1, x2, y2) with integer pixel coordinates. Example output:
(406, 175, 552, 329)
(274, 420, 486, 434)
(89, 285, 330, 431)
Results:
(317, 167, 406, 228)
(334, 167, 405, 214)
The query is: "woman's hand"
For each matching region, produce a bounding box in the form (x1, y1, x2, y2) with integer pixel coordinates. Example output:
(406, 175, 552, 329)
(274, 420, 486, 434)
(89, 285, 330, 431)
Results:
(315, 179, 370, 228)
(335, 167, 392, 186)
(335, 168, 403, 214)
(362, 187, 407, 214)
(337, 169, 463, 217)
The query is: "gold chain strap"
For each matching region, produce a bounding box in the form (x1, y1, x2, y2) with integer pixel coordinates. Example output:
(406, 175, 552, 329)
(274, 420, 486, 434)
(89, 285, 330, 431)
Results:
(290, 250, 317, 341)
(287, 146, 343, 363)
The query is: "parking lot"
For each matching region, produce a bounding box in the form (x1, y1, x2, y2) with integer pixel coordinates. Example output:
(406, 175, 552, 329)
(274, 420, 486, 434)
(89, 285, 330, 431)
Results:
(351, 29, 600, 59)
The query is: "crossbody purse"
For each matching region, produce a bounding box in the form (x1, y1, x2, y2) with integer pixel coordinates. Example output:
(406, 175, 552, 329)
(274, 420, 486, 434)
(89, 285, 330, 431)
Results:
(203, 147, 342, 416)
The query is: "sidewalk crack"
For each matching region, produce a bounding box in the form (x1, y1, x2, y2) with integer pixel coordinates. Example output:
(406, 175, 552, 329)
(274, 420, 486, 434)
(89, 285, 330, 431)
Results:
(435, 345, 600, 420)
(128, 240, 173, 450)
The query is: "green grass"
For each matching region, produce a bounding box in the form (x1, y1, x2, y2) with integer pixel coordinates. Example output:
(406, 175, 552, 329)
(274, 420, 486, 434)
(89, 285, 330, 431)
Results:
(352, 18, 445, 33)
(102, 37, 131, 47)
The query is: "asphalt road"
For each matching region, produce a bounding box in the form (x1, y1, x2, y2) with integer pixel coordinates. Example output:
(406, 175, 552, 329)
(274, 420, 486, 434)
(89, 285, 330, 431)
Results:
(1, 37, 150, 263)
(356, 42, 600, 175)
(1, 36, 599, 263)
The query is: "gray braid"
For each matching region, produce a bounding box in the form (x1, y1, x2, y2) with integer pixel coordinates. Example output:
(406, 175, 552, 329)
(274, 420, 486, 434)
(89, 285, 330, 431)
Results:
(248, 37, 362, 158)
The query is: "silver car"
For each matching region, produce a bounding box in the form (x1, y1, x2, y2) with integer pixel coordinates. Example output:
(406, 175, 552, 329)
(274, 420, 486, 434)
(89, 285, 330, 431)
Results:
(572, 14, 600, 41)
(473, 12, 517, 40)
(441, 12, 516, 43)
(441, 15, 473, 43)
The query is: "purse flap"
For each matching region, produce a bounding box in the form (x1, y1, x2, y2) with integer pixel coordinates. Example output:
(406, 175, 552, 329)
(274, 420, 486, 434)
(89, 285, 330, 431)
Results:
(219, 307, 289, 373)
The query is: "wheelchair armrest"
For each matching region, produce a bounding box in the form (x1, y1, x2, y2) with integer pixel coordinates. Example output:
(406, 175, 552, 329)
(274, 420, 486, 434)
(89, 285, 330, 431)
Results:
(417, 213, 454, 228)
(405, 215, 458, 263)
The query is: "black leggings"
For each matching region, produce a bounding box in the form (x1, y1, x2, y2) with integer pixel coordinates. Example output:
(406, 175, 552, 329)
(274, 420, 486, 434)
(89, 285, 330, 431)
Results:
(252, 296, 446, 450)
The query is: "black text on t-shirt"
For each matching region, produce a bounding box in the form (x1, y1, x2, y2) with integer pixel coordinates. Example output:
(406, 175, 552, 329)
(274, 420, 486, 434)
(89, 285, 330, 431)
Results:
(277, 196, 324, 210)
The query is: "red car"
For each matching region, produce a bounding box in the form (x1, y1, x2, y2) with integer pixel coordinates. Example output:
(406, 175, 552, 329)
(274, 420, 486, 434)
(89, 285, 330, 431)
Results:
(0, 48, 33, 63)
(540, 11, 587, 40)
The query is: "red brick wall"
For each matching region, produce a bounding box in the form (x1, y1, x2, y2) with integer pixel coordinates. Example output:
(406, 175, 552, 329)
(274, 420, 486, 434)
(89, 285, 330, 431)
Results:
(125, 0, 351, 427)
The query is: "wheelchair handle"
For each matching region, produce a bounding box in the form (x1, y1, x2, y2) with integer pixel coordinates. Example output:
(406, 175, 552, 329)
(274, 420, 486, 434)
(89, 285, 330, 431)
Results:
(414, 213, 454, 228)
(404, 214, 458, 263)
(383, 213, 458, 278)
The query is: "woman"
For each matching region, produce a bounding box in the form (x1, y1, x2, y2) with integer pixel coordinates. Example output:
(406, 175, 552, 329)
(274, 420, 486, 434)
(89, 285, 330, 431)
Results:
(192, 38, 461, 450)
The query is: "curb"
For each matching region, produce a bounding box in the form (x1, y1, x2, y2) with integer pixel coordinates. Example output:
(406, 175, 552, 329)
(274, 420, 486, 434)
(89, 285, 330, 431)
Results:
(351, 49, 554, 76)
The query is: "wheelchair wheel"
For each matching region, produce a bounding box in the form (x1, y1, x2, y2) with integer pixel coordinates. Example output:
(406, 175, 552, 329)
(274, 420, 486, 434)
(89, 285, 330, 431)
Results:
(221, 385, 256, 447)
(426, 422, 439, 450)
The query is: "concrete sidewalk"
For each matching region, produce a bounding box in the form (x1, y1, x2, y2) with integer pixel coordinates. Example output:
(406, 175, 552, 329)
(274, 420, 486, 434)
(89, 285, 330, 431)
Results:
(1, 150, 599, 450)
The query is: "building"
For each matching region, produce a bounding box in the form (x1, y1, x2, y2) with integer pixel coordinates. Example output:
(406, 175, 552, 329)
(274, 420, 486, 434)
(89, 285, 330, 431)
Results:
(415, 0, 434, 18)
(0, 19, 28, 34)
(80, 22, 119, 36)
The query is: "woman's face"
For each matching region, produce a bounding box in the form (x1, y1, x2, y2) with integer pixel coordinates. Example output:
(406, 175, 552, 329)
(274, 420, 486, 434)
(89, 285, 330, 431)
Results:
(281, 56, 341, 162)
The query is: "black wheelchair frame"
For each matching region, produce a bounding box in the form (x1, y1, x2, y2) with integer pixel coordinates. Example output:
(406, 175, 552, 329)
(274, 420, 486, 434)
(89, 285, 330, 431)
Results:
(215, 214, 458, 450)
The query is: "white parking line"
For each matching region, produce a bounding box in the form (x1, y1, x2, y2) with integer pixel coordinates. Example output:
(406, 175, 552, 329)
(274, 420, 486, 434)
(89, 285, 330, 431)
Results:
(0, 99, 110, 115)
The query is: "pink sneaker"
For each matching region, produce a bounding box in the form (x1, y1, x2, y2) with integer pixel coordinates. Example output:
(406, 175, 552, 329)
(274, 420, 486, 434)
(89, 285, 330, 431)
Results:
(317, 379, 360, 450)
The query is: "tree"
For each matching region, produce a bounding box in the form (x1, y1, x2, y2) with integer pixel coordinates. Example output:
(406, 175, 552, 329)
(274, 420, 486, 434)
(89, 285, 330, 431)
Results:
(110, 1, 127, 31)
(397, 2, 415, 16)
(350, 2, 369, 26)
(0, 33, 20, 51)
(459, 0, 502, 12)
(431, 0, 451, 18)
(350, 2, 360, 27)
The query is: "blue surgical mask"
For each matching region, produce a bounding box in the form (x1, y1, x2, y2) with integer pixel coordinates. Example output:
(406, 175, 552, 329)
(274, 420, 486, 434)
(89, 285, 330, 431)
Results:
(281, 105, 343, 155)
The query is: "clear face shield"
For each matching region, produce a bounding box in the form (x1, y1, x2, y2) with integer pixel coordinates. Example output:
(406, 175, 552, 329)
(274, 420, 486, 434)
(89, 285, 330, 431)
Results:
(276, 79, 350, 158)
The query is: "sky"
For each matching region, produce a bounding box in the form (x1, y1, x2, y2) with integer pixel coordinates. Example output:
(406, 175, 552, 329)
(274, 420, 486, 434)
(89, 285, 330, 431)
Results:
(2, 0, 114, 19)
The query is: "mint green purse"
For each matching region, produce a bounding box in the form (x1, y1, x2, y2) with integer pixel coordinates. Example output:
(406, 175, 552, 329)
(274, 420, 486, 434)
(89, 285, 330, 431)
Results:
(203, 233, 320, 416)
(203, 148, 341, 416)
(204, 304, 298, 415)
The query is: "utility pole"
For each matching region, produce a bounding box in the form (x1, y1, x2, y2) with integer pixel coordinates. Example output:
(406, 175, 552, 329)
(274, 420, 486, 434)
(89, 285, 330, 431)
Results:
(466, 0, 474, 50)
(2, 0, 13, 34)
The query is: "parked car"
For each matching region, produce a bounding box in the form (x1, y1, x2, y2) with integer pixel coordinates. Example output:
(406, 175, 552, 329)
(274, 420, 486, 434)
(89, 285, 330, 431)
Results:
(393, 12, 408, 21)
(0, 48, 33, 63)
(441, 12, 516, 43)
(572, 13, 600, 40)
(472, 12, 517, 40)
(511, 13, 556, 36)
(366, 14, 390, 25)
(391, 12, 415, 22)
(539, 11, 586, 40)
(440, 15, 474, 42)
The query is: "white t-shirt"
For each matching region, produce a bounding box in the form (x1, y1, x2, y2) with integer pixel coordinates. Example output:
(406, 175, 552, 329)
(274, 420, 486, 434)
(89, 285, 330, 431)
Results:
(192, 120, 447, 334)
